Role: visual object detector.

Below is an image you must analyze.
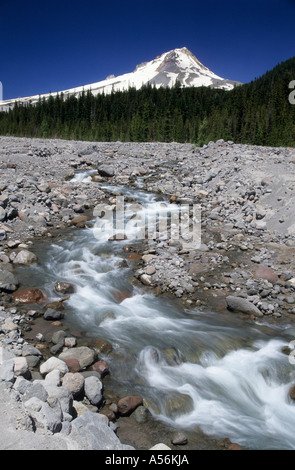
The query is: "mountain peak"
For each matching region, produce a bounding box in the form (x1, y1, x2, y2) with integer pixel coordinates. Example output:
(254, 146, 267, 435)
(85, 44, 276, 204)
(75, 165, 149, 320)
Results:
(155, 47, 210, 76)
(0, 47, 241, 111)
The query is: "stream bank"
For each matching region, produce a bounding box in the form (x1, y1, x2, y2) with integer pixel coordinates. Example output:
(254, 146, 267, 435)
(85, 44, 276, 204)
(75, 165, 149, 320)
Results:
(1, 137, 295, 450)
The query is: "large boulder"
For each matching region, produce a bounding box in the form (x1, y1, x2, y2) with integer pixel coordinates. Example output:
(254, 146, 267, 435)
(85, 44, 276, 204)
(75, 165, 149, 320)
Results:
(44, 308, 64, 321)
(165, 393, 194, 418)
(0, 268, 19, 292)
(22, 344, 43, 359)
(84, 375, 103, 406)
(23, 382, 48, 403)
(117, 395, 143, 416)
(63, 357, 81, 373)
(12, 250, 38, 265)
(91, 361, 109, 378)
(13, 357, 30, 378)
(61, 372, 85, 399)
(226, 296, 263, 317)
(41, 383, 74, 416)
(23, 397, 62, 433)
(254, 265, 279, 284)
(68, 411, 134, 450)
(97, 165, 115, 177)
(40, 357, 69, 376)
(12, 288, 47, 304)
(69, 215, 91, 228)
(0, 359, 15, 382)
(59, 346, 96, 369)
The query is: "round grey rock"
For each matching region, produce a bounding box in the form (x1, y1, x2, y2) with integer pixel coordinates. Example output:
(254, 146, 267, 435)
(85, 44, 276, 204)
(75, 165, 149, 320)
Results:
(226, 296, 263, 316)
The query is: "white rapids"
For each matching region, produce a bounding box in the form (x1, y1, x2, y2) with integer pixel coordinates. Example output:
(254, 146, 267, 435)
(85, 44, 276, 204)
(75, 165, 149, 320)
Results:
(20, 170, 295, 450)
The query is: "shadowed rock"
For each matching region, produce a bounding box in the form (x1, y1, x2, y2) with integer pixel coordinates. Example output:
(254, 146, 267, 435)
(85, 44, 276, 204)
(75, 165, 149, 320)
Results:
(226, 296, 263, 317)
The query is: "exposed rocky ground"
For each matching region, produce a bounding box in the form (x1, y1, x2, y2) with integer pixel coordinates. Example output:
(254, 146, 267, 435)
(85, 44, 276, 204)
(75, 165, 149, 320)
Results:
(1, 136, 295, 450)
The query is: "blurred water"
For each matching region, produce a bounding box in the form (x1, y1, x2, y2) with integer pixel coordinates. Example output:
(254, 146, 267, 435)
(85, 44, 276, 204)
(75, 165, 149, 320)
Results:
(19, 170, 295, 449)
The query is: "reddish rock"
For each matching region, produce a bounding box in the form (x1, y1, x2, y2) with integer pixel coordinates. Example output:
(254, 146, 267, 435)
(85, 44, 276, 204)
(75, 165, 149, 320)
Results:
(0, 223, 14, 232)
(91, 360, 110, 377)
(64, 357, 82, 373)
(126, 253, 142, 261)
(12, 288, 47, 304)
(117, 395, 143, 416)
(70, 215, 91, 228)
(254, 265, 278, 284)
(112, 289, 132, 303)
(228, 443, 243, 450)
(59, 346, 96, 369)
(224, 438, 243, 450)
(17, 211, 27, 220)
(99, 408, 116, 421)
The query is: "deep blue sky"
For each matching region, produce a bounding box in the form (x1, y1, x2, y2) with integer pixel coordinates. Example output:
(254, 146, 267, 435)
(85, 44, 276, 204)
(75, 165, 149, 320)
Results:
(0, 0, 294, 100)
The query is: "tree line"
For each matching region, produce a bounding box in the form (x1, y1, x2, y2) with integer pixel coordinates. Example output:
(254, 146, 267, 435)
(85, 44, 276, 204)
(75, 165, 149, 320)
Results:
(0, 56, 294, 147)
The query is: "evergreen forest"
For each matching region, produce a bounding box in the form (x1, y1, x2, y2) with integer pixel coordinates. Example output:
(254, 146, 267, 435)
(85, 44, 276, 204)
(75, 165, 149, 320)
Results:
(0, 56, 295, 147)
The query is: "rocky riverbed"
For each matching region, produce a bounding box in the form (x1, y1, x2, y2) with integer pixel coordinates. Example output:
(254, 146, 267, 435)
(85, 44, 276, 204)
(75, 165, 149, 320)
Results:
(1, 136, 295, 450)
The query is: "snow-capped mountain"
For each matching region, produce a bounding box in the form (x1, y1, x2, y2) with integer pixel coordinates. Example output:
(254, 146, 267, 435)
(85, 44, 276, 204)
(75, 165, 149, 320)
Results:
(0, 47, 241, 111)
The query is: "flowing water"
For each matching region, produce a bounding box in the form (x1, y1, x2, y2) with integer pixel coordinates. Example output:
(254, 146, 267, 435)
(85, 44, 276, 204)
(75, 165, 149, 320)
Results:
(17, 170, 295, 449)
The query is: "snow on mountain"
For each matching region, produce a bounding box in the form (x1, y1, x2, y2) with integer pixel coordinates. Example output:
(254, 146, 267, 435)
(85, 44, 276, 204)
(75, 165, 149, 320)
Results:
(0, 47, 241, 111)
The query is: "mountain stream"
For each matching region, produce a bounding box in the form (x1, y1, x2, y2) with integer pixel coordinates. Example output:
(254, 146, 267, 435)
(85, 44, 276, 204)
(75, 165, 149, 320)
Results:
(16, 170, 295, 450)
